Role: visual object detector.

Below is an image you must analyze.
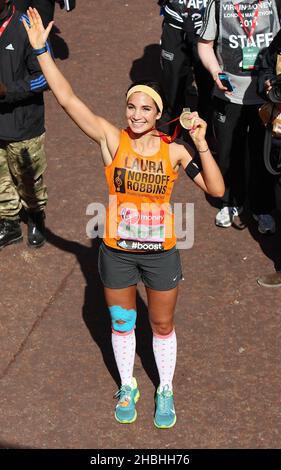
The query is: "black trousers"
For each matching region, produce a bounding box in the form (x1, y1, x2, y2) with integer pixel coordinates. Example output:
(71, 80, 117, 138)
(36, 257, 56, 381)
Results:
(160, 22, 213, 135)
(213, 97, 275, 214)
(13, 0, 55, 27)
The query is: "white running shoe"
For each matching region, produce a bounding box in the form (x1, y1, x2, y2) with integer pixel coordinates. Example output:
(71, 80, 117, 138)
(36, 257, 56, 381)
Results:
(253, 214, 276, 234)
(215, 206, 243, 228)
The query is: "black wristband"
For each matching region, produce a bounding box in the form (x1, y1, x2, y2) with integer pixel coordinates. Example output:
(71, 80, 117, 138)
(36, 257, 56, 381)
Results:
(33, 45, 48, 56)
(184, 159, 202, 180)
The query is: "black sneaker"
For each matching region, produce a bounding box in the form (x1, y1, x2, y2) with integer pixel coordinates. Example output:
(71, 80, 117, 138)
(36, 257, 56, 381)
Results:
(27, 210, 46, 248)
(0, 218, 23, 250)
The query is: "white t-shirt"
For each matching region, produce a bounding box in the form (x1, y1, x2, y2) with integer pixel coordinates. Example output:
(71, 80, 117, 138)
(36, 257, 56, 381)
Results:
(199, 0, 280, 104)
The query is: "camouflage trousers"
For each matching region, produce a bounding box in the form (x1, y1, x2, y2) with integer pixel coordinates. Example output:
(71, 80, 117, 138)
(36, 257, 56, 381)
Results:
(0, 133, 48, 219)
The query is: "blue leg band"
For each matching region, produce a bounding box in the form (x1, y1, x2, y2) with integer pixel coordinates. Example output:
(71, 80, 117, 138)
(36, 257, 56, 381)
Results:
(109, 305, 137, 333)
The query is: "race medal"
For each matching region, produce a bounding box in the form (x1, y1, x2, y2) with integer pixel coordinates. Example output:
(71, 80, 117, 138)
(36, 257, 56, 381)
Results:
(242, 46, 259, 70)
(179, 108, 197, 129)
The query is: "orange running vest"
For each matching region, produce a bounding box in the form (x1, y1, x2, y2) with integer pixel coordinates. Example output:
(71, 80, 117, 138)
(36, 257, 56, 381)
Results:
(104, 129, 179, 252)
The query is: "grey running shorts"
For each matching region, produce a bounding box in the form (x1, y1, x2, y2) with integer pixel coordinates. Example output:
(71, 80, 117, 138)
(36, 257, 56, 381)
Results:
(98, 242, 183, 291)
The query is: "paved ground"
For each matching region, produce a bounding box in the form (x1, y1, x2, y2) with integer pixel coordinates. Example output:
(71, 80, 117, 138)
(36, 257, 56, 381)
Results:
(0, 0, 281, 452)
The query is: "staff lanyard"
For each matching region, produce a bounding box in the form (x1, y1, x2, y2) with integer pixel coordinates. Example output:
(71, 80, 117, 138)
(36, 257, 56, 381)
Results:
(234, 0, 261, 40)
(0, 5, 15, 39)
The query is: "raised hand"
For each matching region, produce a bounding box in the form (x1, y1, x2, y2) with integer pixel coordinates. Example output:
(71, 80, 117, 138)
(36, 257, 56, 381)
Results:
(22, 7, 53, 49)
(184, 112, 207, 146)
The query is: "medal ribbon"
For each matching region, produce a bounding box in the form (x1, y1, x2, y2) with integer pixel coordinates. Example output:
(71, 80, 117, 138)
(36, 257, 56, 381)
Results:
(234, 0, 261, 40)
(0, 5, 15, 38)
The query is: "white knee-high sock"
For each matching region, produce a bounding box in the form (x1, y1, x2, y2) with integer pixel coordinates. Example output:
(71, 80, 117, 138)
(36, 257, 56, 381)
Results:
(153, 329, 177, 392)
(112, 329, 136, 388)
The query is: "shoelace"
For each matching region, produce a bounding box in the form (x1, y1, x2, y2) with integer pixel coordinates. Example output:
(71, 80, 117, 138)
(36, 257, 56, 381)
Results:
(114, 385, 132, 404)
(158, 386, 173, 415)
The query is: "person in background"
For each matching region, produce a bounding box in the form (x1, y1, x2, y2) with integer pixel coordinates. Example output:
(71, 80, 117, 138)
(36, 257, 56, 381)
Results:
(257, 28, 281, 287)
(0, 0, 48, 250)
(198, 0, 280, 233)
(158, 0, 214, 145)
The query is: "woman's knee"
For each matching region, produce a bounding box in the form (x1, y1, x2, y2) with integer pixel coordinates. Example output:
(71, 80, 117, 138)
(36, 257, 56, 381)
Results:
(151, 320, 174, 337)
(109, 305, 137, 334)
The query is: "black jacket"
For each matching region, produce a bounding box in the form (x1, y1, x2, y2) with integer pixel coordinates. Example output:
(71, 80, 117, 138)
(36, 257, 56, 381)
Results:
(159, 0, 207, 35)
(0, 9, 48, 141)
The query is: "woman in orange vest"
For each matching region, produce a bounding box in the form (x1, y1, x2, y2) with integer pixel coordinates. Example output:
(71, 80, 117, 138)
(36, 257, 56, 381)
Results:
(23, 8, 224, 429)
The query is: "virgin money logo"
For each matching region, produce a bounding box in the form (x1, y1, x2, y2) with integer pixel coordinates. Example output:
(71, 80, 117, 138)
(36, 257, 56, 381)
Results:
(120, 208, 140, 225)
(140, 211, 164, 224)
(120, 208, 165, 226)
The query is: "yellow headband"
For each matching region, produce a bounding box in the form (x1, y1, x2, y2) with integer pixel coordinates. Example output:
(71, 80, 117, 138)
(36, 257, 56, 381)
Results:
(126, 85, 163, 114)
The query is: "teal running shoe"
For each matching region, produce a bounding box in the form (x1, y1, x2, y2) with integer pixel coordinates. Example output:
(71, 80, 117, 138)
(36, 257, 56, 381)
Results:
(114, 377, 140, 424)
(154, 385, 177, 429)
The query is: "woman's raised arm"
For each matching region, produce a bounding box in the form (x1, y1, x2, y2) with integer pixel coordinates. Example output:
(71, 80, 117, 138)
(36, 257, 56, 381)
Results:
(22, 7, 119, 149)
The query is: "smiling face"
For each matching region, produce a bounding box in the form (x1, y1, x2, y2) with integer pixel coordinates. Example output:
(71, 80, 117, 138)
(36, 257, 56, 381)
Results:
(126, 92, 162, 135)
